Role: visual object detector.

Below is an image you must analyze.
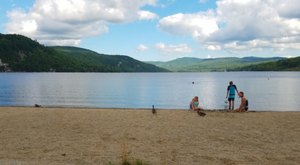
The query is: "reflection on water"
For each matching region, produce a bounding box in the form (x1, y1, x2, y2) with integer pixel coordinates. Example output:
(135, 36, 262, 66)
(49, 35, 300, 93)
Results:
(0, 72, 299, 111)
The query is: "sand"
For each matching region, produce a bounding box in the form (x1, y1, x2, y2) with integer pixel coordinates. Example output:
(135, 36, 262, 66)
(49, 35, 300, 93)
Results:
(0, 107, 299, 165)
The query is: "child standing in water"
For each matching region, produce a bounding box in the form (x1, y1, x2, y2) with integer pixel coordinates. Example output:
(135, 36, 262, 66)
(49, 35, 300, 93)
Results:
(226, 81, 239, 110)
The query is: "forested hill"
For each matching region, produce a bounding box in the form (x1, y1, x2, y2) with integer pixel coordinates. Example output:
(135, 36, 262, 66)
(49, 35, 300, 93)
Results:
(0, 34, 167, 72)
(148, 57, 286, 72)
(231, 56, 300, 71)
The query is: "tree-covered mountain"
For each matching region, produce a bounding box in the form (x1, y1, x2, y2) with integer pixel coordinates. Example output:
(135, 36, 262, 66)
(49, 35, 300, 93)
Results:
(148, 57, 287, 72)
(51, 46, 168, 72)
(231, 56, 300, 71)
(1, 33, 297, 72)
(0, 33, 167, 72)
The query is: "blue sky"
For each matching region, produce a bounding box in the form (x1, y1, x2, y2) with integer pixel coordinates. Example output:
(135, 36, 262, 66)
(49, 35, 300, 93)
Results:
(1, 0, 300, 61)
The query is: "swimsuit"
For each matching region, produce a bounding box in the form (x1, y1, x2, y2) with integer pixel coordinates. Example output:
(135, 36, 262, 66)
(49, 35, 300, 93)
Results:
(228, 85, 237, 99)
(190, 101, 199, 109)
(194, 101, 199, 108)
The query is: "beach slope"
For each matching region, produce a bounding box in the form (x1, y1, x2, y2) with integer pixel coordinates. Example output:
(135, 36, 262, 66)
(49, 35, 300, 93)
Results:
(0, 107, 299, 164)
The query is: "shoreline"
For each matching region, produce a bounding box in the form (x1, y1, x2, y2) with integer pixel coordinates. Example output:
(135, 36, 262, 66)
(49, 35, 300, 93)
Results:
(0, 105, 296, 112)
(0, 107, 299, 164)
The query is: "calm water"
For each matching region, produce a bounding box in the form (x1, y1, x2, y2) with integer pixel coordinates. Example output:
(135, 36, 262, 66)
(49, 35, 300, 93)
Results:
(0, 72, 299, 111)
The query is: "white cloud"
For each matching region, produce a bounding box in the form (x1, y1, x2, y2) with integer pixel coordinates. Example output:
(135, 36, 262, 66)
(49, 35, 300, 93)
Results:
(158, 0, 300, 53)
(5, 0, 158, 46)
(272, 0, 300, 19)
(205, 44, 221, 51)
(138, 10, 159, 20)
(137, 44, 148, 51)
(211, 0, 284, 42)
(158, 12, 219, 41)
(6, 9, 38, 34)
(155, 43, 192, 54)
(212, 0, 300, 51)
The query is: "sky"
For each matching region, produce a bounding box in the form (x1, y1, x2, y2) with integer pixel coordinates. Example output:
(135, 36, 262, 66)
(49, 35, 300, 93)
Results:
(0, 0, 300, 61)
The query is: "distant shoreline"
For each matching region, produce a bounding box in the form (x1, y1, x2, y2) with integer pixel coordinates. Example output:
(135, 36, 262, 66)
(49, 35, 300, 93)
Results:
(1, 70, 300, 73)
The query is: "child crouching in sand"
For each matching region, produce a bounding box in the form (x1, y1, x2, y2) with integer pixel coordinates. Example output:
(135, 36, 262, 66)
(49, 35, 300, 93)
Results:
(190, 96, 206, 116)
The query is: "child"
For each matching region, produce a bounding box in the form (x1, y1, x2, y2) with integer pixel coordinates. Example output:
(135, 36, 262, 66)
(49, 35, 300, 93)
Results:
(226, 81, 239, 110)
(190, 96, 206, 116)
(190, 96, 200, 111)
(235, 91, 248, 112)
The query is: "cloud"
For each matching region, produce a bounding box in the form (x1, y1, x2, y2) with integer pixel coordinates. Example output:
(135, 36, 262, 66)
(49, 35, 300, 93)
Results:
(138, 10, 159, 20)
(6, 9, 38, 34)
(273, 0, 300, 19)
(205, 44, 221, 51)
(5, 0, 158, 46)
(158, 0, 300, 53)
(158, 12, 219, 41)
(155, 43, 192, 54)
(211, 0, 284, 42)
(137, 44, 148, 51)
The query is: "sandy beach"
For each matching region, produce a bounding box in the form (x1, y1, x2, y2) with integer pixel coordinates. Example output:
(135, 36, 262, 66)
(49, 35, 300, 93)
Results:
(0, 107, 299, 165)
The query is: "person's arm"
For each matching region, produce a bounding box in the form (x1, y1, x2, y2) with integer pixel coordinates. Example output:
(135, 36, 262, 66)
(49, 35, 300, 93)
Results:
(234, 85, 239, 94)
(191, 101, 195, 110)
(193, 106, 196, 111)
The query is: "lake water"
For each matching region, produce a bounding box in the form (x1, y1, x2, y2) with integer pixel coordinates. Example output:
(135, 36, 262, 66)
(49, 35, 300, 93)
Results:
(0, 72, 299, 111)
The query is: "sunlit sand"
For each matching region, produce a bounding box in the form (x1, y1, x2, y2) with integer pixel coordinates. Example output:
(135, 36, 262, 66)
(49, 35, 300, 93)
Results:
(0, 107, 299, 164)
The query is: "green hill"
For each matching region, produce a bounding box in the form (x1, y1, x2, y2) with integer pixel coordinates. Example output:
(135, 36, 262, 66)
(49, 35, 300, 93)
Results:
(148, 57, 286, 72)
(52, 46, 168, 72)
(0, 34, 167, 72)
(231, 56, 300, 71)
(148, 57, 204, 71)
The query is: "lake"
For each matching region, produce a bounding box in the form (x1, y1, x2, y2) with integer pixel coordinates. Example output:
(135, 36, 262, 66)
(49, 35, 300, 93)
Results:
(0, 72, 299, 111)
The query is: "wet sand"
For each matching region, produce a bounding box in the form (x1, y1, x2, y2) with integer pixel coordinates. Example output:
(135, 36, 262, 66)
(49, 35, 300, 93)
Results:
(0, 107, 299, 165)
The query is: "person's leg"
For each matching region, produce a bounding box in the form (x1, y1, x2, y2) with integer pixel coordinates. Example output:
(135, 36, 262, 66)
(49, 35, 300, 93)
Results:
(228, 98, 232, 110)
(232, 101, 234, 110)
